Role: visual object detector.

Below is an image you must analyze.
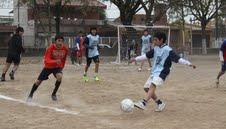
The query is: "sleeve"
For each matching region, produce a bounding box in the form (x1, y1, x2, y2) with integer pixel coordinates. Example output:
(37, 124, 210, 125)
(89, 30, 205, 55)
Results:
(135, 54, 148, 61)
(149, 35, 152, 43)
(97, 35, 101, 49)
(220, 41, 226, 51)
(178, 58, 192, 65)
(169, 50, 180, 63)
(146, 49, 154, 58)
(44, 46, 58, 66)
(219, 51, 224, 61)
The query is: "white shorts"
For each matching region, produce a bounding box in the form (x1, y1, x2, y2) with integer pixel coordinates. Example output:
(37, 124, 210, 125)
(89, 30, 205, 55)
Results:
(144, 76, 164, 88)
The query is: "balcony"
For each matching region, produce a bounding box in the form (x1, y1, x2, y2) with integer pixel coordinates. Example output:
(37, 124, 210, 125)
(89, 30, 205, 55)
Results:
(0, 16, 13, 24)
(36, 18, 106, 26)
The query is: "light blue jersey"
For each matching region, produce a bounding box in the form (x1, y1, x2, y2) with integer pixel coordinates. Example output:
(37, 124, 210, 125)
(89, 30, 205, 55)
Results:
(141, 35, 151, 55)
(146, 44, 180, 80)
(85, 34, 100, 58)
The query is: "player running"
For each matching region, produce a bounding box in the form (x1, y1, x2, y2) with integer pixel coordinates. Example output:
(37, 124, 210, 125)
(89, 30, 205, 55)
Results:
(82, 27, 101, 82)
(27, 35, 68, 102)
(129, 32, 196, 112)
(216, 40, 226, 87)
(1, 27, 25, 81)
(138, 29, 152, 72)
(76, 31, 85, 65)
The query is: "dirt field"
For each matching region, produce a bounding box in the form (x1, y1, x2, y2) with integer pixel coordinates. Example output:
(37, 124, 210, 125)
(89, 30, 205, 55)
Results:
(0, 55, 226, 129)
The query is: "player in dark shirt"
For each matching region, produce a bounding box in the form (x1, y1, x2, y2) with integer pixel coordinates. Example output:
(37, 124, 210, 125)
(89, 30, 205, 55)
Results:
(1, 27, 24, 81)
(216, 40, 226, 87)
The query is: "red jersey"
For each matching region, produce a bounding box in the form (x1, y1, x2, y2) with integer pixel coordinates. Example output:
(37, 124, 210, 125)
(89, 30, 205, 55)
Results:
(44, 43, 68, 69)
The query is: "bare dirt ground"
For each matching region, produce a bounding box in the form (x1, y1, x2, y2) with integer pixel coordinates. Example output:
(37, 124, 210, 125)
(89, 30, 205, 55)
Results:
(0, 55, 226, 129)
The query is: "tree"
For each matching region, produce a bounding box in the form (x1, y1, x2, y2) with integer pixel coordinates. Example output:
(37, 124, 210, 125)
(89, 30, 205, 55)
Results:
(169, 0, 190, 47)
(110, 0, 143, 25)
(186, 0, 224, 54)
(141, 0, 171, 26)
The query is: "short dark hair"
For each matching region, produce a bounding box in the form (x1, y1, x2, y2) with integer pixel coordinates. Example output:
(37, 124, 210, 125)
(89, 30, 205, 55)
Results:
(90, 27, 97, 32)
(153, 32, 167, 43)
(55, 35, 64, 41)
(16, 27, 24, 33)
(78, 31, 83, 34)
(144, 29, 148, 32)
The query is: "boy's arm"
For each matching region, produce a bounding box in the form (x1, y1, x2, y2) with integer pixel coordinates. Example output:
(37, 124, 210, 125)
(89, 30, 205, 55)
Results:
(129, 49, 154, 63)
(170, 50, 196, 68)
(219, 42, 225, 62)
(75, 37, 80, 50)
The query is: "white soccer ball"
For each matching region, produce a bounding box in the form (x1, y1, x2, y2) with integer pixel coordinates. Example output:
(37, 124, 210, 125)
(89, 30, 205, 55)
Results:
(120, 99, 134, 112)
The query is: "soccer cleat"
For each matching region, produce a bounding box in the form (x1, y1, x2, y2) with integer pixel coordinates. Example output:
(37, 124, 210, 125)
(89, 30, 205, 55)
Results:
(9, 72, 14, 80)
(82, 75, 89, 82)
(94, 76, 100, 81)
(1, 75, 5, 81)
(216, 79, 219, 88)
(147, 68, 151, 71)
(134, 100, 146, 110)
(155, 102, 166, 112)
(51, 94, 58, 101)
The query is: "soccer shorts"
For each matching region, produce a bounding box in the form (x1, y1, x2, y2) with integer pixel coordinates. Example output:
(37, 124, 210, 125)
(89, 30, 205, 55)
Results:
(37, 68, 62, 81)
(86, 55, 99, 67)
(6, 53, 21, 65)
(144, 76, 164, 88)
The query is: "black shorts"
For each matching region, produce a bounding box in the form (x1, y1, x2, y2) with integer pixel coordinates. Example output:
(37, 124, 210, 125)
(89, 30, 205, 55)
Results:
(37, 68, 62, 81)
(6, 53, 21, 65)
(86, 56, 99, 66)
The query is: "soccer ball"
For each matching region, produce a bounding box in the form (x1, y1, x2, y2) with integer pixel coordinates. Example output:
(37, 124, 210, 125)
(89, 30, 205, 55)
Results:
(120, 99, 134, 112)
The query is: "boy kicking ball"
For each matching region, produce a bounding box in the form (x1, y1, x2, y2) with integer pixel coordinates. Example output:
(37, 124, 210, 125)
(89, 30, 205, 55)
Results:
(129, 32, 196, 112)
(27, 35, 68, 102)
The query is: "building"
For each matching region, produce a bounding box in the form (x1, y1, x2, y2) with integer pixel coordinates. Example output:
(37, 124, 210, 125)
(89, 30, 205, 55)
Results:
(12, 0, 107, 48)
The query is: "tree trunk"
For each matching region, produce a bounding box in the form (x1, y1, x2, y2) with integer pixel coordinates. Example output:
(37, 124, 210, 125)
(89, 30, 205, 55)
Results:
(47, 0, 52, 44)
(201, 22, 207, 54)
(145, 11, 153, 26)
(55, 1, 61, 35)
(120, 12, 133, 25)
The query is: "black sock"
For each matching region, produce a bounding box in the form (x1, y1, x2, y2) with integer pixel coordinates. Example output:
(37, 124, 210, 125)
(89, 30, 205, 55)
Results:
(2, 73, 5, 77)
(52, 80, 61, 96)
(142, 99, 147, 106)
(156, 99, 162, 105)
(29, 83, 39, 98)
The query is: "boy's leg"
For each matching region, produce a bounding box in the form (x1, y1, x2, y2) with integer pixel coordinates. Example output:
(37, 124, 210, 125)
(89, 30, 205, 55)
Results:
(27, 68, 50, 101)
(27, 80, 42, 102)
(139, 61, 144, 72)
(148, 59, 152, 68)
(94, 56, 100, 81)
(1, 63, 11, 81)
(83, 57, 91, 82)
(52, 72, 63, 101)
(9, 64, 19, 80)
(9, 55, 21, 80)
(216, 62, 226, 87)
(135, 76, 165, 111)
